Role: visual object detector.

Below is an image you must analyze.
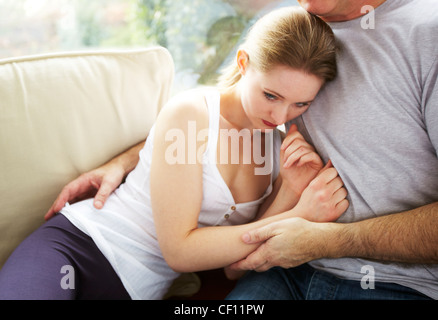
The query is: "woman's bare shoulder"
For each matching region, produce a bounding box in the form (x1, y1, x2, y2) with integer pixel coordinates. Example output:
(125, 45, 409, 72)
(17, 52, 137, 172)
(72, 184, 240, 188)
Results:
(157, 87, 213, 130)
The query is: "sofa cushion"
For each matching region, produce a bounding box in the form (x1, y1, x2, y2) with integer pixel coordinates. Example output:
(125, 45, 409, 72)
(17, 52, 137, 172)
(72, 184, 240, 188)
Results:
(0, 47, 174, 267)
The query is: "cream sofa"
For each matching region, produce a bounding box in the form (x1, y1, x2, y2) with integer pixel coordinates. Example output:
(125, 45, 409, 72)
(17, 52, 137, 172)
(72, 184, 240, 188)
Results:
(0, 47, 193, 296)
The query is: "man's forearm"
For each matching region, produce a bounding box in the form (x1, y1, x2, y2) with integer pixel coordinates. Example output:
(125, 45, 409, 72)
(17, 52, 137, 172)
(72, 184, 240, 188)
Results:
(325, 202, 438, 264)
(112, 140, 145, 175)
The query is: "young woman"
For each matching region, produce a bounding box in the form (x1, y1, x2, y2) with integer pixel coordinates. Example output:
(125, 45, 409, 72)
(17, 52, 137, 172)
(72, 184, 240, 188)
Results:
(0, 7, 347, 300)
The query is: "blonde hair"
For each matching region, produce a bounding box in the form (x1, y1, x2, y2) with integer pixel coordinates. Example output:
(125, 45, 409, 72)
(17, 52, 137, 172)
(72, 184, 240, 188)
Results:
(218, 6, 337, 88)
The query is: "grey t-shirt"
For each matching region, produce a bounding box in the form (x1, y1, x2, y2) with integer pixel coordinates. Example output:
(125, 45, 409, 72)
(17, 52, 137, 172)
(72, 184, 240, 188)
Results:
(289, 0, 438, 298)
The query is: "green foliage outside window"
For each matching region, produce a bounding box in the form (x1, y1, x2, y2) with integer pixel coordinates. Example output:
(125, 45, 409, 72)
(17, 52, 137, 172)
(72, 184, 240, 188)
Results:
(0, 0, 286, 88)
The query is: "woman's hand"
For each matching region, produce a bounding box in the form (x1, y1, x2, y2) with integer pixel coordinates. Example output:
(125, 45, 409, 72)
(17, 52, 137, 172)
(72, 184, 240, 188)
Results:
(280, 124, 323, 196)
(293, 160, 349, 222)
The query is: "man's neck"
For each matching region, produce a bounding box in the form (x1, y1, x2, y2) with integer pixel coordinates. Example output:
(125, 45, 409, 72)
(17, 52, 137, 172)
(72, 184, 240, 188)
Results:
(322, 0, 386, 22)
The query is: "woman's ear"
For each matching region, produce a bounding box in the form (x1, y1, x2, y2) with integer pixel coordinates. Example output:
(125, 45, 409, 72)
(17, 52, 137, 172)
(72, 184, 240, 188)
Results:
(236, 49, 249, 76)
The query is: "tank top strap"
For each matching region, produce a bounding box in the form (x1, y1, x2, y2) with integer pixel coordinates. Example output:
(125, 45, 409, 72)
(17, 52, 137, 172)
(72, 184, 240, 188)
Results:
(203, 89, 221, 165)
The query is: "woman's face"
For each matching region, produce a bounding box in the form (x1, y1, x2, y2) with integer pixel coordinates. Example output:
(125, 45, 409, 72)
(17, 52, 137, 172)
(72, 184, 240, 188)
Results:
(238, 59, 324, 131)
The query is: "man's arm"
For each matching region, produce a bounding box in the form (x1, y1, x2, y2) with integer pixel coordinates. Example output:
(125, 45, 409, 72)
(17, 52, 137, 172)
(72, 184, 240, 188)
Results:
(45, 140, 145, 220)
(230, 202, 438, 272)
(333, 202, 438, 264)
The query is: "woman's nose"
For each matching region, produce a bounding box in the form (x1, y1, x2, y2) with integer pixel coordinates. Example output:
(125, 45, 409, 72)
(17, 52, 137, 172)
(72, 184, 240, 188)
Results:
(271, 104, 289, 125)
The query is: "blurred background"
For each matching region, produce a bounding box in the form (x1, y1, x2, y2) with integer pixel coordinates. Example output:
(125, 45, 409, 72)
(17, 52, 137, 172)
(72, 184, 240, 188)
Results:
(0, 0, 298, 91)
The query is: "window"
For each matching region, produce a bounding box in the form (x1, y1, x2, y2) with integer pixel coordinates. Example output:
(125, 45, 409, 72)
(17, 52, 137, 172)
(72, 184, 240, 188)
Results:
(0, 0, 298, 91)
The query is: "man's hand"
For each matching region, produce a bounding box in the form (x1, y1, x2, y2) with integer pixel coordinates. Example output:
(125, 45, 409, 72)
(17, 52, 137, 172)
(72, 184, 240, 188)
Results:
(230, 217, 328, 272)
(44, 162, 125, 220)
(45, 141, 145, 220)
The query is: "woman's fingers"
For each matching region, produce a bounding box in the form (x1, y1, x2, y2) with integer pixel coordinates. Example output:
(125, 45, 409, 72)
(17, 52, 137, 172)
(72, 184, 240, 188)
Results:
(282, 139, 318, 167)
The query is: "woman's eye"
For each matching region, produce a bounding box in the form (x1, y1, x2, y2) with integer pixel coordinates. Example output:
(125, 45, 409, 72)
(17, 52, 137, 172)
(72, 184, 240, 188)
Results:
(295, 102, 310, 108)
(264, 92, 277, 101)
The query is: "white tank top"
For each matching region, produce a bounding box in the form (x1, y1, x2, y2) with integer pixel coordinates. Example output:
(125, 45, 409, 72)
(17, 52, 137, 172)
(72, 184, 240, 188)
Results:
(61, 88, 281, 299)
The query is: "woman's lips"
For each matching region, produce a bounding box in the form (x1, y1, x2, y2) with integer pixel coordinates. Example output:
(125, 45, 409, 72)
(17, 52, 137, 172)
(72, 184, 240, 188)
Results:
(263, 120, 277, 127)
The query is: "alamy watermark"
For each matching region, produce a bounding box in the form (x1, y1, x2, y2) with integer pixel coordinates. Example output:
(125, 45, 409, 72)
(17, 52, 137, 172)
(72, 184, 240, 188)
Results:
(164, 121, 274, 176)
(361, 5, 375, 30)
(360, 265, 375, 289)
(60, 265, 75, 290)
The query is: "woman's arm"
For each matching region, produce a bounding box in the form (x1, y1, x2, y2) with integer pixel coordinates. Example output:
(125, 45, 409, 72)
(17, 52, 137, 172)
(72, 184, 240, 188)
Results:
(150, 95, 269, 272)
(150, 96, 348, 273)
(256, 175, 297, 220)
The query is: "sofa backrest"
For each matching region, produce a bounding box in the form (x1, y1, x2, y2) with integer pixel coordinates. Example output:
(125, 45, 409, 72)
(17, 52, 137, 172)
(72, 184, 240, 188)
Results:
(0, 47, 174, 267)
